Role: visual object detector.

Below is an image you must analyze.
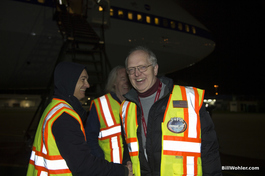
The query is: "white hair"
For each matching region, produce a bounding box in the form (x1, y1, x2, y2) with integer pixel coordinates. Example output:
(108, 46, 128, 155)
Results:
(125, 46, 157, 68)
(105, 66, 125, 93)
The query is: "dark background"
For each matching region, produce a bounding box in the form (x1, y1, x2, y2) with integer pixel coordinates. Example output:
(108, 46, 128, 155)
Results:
(167, 0, 265, 97)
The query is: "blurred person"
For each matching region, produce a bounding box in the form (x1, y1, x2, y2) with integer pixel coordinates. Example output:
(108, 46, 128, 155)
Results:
(121, 46, 222, 176)
(85, 66, 130, 165)
(27, 62, 132, 176)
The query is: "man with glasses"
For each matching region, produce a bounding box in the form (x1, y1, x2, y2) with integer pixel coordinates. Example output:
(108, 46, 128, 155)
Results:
(121, 46, 222, 176)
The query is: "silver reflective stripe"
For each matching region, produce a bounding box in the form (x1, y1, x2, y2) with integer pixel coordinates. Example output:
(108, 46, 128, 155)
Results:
(42, 103, 72, 145)
(185, 87, 197, 138)
(42, 144, 47, 155)
(187, 156, 195, 175)
(40, 171, 48, 176)
(99, 95, 114, 126)
(128, 141, 138, 153)
(30, 150, 36, 161)
(98, 125, 121, 138)
(121, 101, 129, 129)
(46, 158, 69, 170)
(163, 140, 201, 153)
(30, 149, 69, 170)
(111, 136, 121, 163)
(121, 101, 129, 138)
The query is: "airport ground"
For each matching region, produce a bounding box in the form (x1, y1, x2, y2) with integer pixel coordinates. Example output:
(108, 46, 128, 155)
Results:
(0, 109, 264, 175)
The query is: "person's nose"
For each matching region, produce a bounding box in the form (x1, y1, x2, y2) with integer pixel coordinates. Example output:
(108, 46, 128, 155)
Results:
(85, 80, 90, 88)
(134, 67, 141, 77)
(125, 79, 130, 87)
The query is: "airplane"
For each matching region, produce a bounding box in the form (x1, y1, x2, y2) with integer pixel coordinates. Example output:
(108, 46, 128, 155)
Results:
(0, 0, 215, 98)
(0, 0, 216, 158)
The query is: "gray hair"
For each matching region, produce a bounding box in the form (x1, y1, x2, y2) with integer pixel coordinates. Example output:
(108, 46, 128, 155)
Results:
(105, 65, 125, 93)
(125, 46, 157, 68)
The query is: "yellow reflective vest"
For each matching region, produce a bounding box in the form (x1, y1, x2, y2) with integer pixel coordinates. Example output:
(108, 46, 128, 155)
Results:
(121, 85, 204, 176)
(27, 98, 85, 176)
(90, 93, 124, 163)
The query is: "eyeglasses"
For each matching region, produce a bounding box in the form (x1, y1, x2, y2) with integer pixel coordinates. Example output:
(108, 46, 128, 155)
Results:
(126, 64, 153, 75)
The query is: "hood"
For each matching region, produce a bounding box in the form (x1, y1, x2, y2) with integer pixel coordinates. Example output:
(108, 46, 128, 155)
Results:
(54, 61, 86, 98)
(53, 61, 88, 122)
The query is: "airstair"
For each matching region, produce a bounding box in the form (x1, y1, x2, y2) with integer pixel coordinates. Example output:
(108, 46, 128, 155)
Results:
(54, 0, 111, 98)
(24, 0, 111, 146)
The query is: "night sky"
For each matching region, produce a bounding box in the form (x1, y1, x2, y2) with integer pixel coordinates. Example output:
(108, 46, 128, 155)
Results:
(167, 0, 265, 97)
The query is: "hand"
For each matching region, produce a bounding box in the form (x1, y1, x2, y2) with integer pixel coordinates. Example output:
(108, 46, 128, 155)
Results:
(126, 161, 133, 176)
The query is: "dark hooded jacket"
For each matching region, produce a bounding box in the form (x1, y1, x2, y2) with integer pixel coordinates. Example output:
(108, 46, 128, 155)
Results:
(51, 61, 128, 176)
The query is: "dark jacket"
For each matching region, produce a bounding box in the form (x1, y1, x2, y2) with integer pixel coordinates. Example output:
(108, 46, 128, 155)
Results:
(85, 92, 130, 164)
(51, 61, 128, 176)
(123, 76, 222, 176)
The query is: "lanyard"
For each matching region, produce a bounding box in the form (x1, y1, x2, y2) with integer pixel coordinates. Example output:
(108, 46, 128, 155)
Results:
(139, 81, 162, 137)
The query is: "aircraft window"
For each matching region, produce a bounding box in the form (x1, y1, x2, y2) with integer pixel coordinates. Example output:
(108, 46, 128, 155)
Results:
(118, 10, 124, 18)
(99, 6, 103, 12)
(185, 24, 190, 32)
(178, 23, 183, 30)
(38, 0, 45, 3)
(146, 16, 151, 23)
(192, 26, 196, 34)
(137, 14, 143, 21)
(154, 18, 159, 25)
(170, 21, 176, 29)
(163, 19, 168, 27)
(128, 12, 133, 20)
(110, 8, 114, 16)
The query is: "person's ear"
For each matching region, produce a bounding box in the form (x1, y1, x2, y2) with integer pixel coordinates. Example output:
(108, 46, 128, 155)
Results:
(154, 64, 159, 76)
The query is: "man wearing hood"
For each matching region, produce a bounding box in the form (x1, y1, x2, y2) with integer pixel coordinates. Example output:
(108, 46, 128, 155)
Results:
(27, 61, 132, 176)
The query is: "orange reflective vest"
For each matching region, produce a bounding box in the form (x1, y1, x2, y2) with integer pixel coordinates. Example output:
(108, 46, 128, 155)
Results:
(90, 93, 123, 163)
(27, 98, 86, 176)
(121, 85, 204, 176)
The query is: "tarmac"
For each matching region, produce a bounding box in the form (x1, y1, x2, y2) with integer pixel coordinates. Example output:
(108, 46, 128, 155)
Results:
(0, 109, 264, 175)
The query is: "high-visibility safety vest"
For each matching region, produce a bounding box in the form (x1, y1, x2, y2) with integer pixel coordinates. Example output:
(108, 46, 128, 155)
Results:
(90, 93, 123, 164)
(27, 98, 86, 176)
(121, 85, 205, 176)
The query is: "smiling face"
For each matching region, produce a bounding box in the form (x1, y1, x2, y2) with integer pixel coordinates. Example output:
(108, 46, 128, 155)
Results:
(74, 69, 90, 100)
(114, 68, 130, 102)
(127, 50, 158, 93)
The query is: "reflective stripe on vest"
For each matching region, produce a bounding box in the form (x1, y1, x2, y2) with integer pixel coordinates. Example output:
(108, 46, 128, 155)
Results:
(30, 147, 69, 170)
(99, 95, 115, 126)
(27, 98, 85, 176)
(98, 125, 121, 139)
(95, 94, 123, 164)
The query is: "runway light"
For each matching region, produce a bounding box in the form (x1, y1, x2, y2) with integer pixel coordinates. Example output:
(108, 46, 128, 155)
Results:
(204, 99, 216, 106)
